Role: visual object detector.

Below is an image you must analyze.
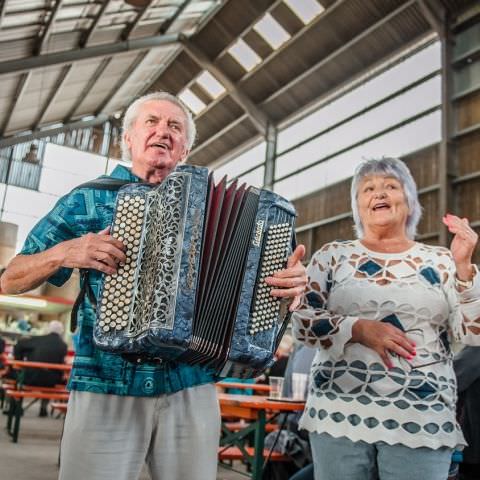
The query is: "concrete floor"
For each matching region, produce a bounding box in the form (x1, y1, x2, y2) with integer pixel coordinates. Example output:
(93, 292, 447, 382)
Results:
(0, 404, 246, 480)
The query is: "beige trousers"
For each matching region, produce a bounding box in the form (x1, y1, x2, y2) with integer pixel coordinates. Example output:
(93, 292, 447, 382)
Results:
(58, 383, 220, 480)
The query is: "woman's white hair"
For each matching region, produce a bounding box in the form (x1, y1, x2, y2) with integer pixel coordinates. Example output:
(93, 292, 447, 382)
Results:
(350, 157, 422, 240)
(120, 91, 196, 162)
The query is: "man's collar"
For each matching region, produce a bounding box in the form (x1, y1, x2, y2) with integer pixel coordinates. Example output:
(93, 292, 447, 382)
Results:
(109, 164, 143, 183)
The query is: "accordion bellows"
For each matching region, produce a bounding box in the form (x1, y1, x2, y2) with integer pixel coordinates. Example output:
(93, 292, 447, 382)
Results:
(93, 165, 296, 378)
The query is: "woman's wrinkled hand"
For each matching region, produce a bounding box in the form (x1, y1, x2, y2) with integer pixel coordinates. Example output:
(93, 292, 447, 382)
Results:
(351, 319, 417, 369)
(443, 214, 478, 280)
(265, 244, 307, 312)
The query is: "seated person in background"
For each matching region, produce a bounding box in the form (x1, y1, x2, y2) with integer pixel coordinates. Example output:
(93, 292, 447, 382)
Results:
(14, 320, 67, 416)
(0, 336, 7, 375)
(454, 346, 480, 480)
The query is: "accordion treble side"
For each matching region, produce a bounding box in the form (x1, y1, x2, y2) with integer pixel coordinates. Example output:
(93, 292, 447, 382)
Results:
(93, 165, 296, 378)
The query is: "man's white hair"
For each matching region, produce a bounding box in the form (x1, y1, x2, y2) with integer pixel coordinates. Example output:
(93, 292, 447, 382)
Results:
(350, 157, 422, 240)
(48, 320, 64, 336)
(120, 91, 196, 163)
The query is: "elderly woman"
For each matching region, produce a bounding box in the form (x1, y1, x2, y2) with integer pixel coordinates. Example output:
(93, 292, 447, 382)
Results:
(292, 157, 480, 480)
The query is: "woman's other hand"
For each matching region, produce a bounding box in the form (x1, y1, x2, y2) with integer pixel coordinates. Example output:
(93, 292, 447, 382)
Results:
(351, 319, 417, 369)
(443, 214, 478, 280)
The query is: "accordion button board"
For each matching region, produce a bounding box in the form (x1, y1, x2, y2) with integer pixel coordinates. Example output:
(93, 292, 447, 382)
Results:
(93, 165, 297, 378)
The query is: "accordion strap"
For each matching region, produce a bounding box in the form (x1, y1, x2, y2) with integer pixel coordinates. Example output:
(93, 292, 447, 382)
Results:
(75, 177, 133, 191)
(70, 177, 131, 333)
(70, 269, 97, 333)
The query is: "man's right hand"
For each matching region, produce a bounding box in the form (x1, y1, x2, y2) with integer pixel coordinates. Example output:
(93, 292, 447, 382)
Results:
(351, 319, 417, 369)
(58, 227, 126, 275)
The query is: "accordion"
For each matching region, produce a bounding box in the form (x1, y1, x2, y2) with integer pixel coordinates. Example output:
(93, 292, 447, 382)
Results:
(93, 165, 296, 378)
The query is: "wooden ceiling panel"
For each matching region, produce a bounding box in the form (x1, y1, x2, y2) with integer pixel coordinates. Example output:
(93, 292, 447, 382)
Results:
(194, 0, 276, 58)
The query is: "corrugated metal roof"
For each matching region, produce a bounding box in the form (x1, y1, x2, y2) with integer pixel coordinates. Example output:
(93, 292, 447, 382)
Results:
(0, 0, 223, 138)
(0, 0, 477, 168)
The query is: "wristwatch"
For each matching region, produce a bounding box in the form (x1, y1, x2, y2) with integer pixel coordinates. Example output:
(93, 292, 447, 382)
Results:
(455, 276, 473, 289)
(455, 264, 478, 289)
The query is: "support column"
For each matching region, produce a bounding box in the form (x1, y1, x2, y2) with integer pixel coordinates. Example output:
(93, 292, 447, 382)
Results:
(263, 123, 277, 190)
(438, 13, 455, 247)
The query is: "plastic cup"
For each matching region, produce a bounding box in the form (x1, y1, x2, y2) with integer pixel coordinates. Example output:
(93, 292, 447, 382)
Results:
(269, 376, 284, 399)
(291, 373, 308, 400)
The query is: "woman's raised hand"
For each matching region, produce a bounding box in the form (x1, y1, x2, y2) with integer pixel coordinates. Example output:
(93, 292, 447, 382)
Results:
(443, 214, 478, 280)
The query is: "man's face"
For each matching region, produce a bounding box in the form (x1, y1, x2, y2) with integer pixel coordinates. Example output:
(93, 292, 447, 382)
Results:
(125, 99, 189, 184)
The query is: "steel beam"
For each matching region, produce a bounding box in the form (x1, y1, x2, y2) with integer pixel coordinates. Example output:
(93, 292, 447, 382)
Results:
(438, 11, 455, 246)
(417, 0, 444, 35)
(36, 0, 64, 55)
(0, 33, 181, 75)
(0, 72, 32, 137)
(157, 0, 192, 35)
(121, 0, 153, 40)
(0, 0, 7, 27)
(64, 57, 111, 122)
(181, 36, 270, 135)
(97, 0, 192, 114)
(0, 115, 109, 148)
(79, 0, 111, 48)
(33, 65, 72, 129)
(263, 123, 277, 189)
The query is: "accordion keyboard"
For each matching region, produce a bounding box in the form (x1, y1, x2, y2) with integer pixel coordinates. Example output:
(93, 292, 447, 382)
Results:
(97, 193, 146, 333)
(249, 222, 292, 335)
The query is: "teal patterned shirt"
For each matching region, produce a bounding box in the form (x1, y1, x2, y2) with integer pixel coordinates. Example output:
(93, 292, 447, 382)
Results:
(20, 165, 216, 396)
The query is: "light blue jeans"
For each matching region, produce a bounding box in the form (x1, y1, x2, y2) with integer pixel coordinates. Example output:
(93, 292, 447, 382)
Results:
(310, 432, 453, 480)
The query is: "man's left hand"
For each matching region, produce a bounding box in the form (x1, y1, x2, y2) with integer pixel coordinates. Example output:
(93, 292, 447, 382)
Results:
(265, 244, 307, 311)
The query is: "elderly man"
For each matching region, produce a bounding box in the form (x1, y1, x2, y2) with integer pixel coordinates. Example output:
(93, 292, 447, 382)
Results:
(1, 92, 307, 480)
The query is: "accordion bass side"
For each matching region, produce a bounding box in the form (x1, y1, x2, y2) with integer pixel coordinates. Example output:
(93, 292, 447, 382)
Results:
(93, 165, 296, 378)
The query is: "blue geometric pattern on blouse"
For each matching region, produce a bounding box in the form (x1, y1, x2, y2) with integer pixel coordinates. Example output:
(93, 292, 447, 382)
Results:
(381, 313, 405, 331)
(358, 259, 383, 276)
(408, 381, 436, 399)
(419, 266, 440, 285)
(306, 291, 325, 309)
(20, 165, 216, 397)
(312, 319, 335, 337)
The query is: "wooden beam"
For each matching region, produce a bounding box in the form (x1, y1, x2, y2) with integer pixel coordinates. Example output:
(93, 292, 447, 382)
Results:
(181, 36, 270, 135)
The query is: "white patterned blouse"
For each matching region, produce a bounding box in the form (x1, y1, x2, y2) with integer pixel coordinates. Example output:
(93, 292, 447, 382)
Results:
(292, 239, 480, 449)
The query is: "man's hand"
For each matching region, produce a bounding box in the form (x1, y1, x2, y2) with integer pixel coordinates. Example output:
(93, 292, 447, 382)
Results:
(351, 319, 417, 369)
(265, 244, 307, 312)
(57, 227, 126, 275)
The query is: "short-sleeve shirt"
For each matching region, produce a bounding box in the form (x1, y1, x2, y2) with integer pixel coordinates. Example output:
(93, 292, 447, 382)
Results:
(20, 165, 216, 396)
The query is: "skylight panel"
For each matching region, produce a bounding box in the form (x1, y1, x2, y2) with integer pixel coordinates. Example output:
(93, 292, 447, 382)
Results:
(228, 39, 262, 71)
(178, 88, 206, 115)
(283, 0, 325, 24)
(196, 71, 226, 99)
(254, 13, 291, 49)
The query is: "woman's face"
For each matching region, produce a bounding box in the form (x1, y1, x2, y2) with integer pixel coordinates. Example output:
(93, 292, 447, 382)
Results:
(357, 175, 410, 234)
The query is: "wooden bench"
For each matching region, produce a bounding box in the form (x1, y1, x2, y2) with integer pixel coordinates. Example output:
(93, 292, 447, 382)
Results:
(0, 378, 16, 409)
(218, 446, 289, 462)
(50, 402, 68, 417)
(224, 421, 279, 433)
(5, 389, 69, 442)
(22, 384, 68, 394)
